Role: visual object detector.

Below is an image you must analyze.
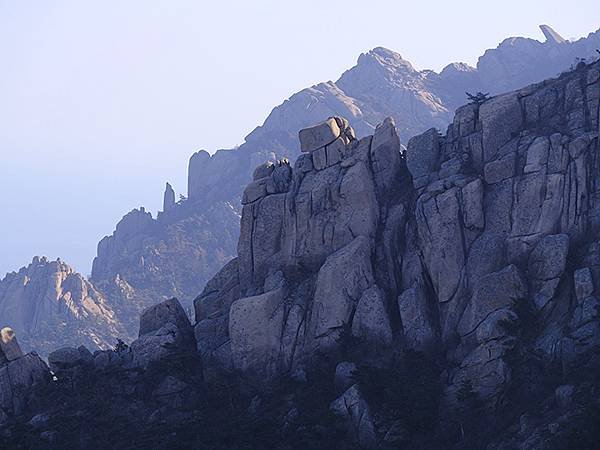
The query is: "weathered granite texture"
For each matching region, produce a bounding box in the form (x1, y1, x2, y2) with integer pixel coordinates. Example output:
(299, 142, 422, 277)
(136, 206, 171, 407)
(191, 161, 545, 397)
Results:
(196, 58, 600, 415)
(84, 26, 600, 355)
(3, 56, 600, 450)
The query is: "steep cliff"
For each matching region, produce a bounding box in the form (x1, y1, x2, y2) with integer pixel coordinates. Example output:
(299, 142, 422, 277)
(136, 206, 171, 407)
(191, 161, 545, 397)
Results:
(2, 57, 600, 450)
(193, 58, 600, 446)
(89, 26, 600, 347)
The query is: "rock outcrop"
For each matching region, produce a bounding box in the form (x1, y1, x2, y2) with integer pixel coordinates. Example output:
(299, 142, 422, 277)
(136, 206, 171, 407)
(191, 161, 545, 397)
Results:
(3, 55, 600, 450)
(193, 57, 600, 446)
(84, 26, 600, 353)
(0, 330, 49, 424)
(0, 257, 121, 356)
(194, 115, 405, 380)
(163, 182, 175, 212)
(128, 298, 195, 369)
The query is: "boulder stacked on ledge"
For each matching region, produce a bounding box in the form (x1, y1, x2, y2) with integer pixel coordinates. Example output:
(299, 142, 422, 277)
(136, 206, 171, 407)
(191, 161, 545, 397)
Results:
(3, 57, 600, 449)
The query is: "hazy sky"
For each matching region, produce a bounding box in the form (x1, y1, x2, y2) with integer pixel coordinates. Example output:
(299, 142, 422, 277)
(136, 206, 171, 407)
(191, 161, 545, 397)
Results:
(0, 0, 598, 277)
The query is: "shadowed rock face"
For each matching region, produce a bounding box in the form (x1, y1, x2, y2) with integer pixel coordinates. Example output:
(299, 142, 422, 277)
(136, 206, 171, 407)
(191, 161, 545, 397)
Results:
(0, 257, 121, 356)
(0, 329, 50, 423)
(196, 58, 600, 411)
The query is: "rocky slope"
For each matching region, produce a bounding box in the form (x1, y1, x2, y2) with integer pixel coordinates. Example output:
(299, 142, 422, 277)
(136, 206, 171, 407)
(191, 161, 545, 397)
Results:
(0, 257, 121, 356)
(88, 25, 600, 343)
(2, 57, 600, 449)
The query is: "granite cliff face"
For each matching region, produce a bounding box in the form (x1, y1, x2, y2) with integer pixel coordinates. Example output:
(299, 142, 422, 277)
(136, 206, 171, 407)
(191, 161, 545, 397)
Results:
(193, 58, 600, 445)
(2, 56, 600, 450)
(0, 257, 120, 356)
(87, 26, 600, 345)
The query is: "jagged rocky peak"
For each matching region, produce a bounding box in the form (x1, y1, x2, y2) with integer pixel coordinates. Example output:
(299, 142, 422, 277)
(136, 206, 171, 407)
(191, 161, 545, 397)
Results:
(0, 256, 119, 356)
(539, 24, 567, 44)
(163, 182, 175, 212)
(92, 207, 155, 281)
(82, 29, 600, 355)
(187, 149, 211, 200)
(354, 46, 416, 74)
(195, 113, 406, 381)
(90, 158, 240, 329)
(114, 206, 154, 237)
(3, 57, 600, 449)
(196, 58, 600, 418)
(476, 24, 600, 94)
(404, 59, 600, 400)
(339, 45, 426, 93)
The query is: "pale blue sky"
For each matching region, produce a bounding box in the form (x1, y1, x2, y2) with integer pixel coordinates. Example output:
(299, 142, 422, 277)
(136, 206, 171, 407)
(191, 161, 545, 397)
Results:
(0, 0, 598, 276)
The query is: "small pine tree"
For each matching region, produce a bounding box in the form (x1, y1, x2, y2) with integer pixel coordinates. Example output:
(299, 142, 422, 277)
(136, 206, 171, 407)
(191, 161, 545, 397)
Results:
(466, 91, 490, 104)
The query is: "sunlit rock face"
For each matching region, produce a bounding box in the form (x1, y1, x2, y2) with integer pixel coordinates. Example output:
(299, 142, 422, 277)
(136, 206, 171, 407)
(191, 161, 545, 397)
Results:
(196, 57, 600, 412)
(0, 257, 120, 356)
(87, 26, 600, 348)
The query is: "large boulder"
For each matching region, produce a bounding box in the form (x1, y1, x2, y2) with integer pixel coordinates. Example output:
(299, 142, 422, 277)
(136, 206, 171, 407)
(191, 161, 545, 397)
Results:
(369, 116, 403, 195)
(298, 117, 341, 152)
(129, 298, 195, 369)
(406, 128, 440, 186)
(0, 327, 24, 364)
(138, 297, 192, 337)
(0, 354, 49, 416)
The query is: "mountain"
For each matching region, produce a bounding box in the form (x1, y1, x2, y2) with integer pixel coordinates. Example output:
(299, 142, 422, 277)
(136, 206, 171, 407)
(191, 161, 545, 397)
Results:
(89, 201, 240, 334)
(0, 257, 120, 356)
(91, 25, 600, 317)
(5, 25, 600, 356)
(3, 56, 600, 448)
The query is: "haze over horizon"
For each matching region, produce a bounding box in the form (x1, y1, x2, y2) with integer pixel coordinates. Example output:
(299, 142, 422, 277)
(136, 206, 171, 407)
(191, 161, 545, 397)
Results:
(1, 0, 598, 276)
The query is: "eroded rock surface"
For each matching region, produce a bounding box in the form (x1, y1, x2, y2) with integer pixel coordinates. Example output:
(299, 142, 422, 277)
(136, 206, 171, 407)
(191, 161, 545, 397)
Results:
(195, 59, 600, 443)
(88, 26, 600, 356)
(3, 30, 600, 450)
(0, 257, 121, 356)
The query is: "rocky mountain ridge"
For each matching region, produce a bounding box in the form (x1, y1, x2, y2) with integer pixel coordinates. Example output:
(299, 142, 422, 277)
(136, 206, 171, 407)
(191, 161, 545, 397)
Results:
(4, 25, 600, 360)
(90, 24, 600, 333)
(189, 55, 600, 447)
(1, 56, 600, 448)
